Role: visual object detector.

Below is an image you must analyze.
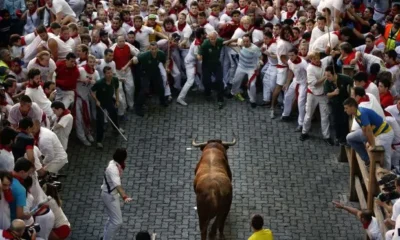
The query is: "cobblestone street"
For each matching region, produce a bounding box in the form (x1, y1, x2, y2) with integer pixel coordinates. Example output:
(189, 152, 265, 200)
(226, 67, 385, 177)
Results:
(61, 94, 364, 240)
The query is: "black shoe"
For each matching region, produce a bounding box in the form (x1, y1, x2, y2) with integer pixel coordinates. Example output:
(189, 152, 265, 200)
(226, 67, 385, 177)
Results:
(300, 133, 309, 141)
(295, 126, 302, 132)
(280, 116, 290, 122)
(218, 101, 224, 109)
(250, 102, 257, 108)
(324, 138, 334, 146)
(259, 101, 271, 107)
(135, 109, 144, 117)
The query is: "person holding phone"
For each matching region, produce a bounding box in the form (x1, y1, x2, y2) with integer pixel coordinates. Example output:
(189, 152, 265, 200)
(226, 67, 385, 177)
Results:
(101, 148, 132, 240)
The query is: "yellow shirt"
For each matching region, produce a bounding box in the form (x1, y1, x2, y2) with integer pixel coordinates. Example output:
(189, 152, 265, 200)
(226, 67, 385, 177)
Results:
(148, 24, 162, 43)
(248, 229, 274, 240)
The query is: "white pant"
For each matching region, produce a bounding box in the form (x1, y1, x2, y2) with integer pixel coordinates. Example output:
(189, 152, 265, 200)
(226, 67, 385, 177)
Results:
(282, 82, 307, 126)
(386, 229, 394, 240)
(302, 93, 330, 138)
(262, 65, 277, 102)
(117, 84, 127, 116)
(392, 145, 400, 172)
(75, 96, 91, 142)
(55, 89, 75, 109)
(101, 191, 123, 240)
(231, 67, 258, 103)
(159, 63, 171, 96)
(116, 70, 134, 109)
(228, 49, 239, 84)
(179, 63, 196, 99)
(44, 160, 67, 174)
(221, 46, 231, 86)
(376, 130, 394, 169)
(35, 209, 55, 240)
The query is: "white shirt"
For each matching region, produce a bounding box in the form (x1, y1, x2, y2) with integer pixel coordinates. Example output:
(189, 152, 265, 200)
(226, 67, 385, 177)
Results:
(97, 59, 117, 79)
(48, 198, 70, 227)
(25, 85, 54, 118)
(101, 160, 122, 194)
(43, 33, 73, 60)
(77, 67, 99, 98)
(128, 26, 154, 51)
(361, 53, 386, 74)
(386, 105, 400, 126)
(48, 0, 76, 18)
(252, 29, 263, 45)
(0, 192, 10, 230)
(27, 57, 56, 82)
(176, 22, 192, 40)
(365, 82, 380, 104)
(105, 26, 127, 42)
(276, 39, 292, 67)
(219, 13, 232, 24)
(387, 116, 400, 145)
(306, 57, 332, 95)
(185, 40, 201, 65)
(288, 58, 308, 84)
(280, 10, 298, 22)
(232, 27, 247, 40)
(0, 148, 14, 171)
(355, 44, 379, 54)
(59, 37, 75, 53)
(53, 113, 73, 151)
(262, 41, 278, 66)
(264, 15, 280, 25)
(309, 31, 340, 53)
(37, 127, 68, 165)
(366, 217, 382, 240)
(90, 41, 108, 59)
(309, 27, 326, 47)
(207, 15, 220, 30)
(8, 102, 43, 126)
(351, 93, 384, 131)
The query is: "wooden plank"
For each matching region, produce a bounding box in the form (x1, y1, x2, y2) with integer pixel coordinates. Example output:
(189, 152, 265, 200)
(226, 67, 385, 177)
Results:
(337, 145, 348, 162)
(355, 177, 367, 209)
(356, 154, 370, 192)
(374, 203, 387, 240)
(349, 148, 358, 201)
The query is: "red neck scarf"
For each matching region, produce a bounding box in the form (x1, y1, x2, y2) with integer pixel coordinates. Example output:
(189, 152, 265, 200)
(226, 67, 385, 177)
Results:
(177, 22, 186, 31)
(3, 189, 13, 203)
(57, 109, 71, 122)
(134, 26, 142, 34)
(60, 36, 70, 42)
(70, 32, 79, 38)
(12, 172, 24, 185)
(240, 5, 248, 14)
(364, 80, 371, 90)
(0, 144, 12, 152)
(124, 19, 134, 26)
(29, 7, 37, 15)
(368, 74, 376, 83)
(198, 6, 205, 11)
(0, 100, 7, 106)
(194, 38, 203, 46)
(27, 82, 40, 89)
(386, 62, 396, 69)
(47, 28, 54, 34)
(165, 26, 177, 33)
(298, 52, 307, 57)
(189, 11, 198, 18)
(84, 64, 94, 74)
(364, 46, 373, 54)
(311, 61, 321, 67)
(111, 26, 120, 34)
(291, 56, 302, 64)
(286, 10, 296, 19)
(362, 221, 371, 229)
(266, 38, 276, 47)
(174, 6, 186, 14)
(225, 11, 231, 16)
(358, 94, 370, 103)
(238, 24, 249, 32)
(210, 12, 219, 18)
(332, 31, 340, 38)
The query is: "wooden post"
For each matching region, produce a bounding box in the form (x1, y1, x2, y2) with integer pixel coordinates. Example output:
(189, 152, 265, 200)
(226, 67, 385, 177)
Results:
(337, 145, 348, 162)
(367, 146, 385, 211)
(349, 148, 358, 201)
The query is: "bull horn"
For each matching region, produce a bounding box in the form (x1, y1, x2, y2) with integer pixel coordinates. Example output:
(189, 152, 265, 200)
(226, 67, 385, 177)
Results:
(192, 137, 207, 148)
(222, 134, 237, 146)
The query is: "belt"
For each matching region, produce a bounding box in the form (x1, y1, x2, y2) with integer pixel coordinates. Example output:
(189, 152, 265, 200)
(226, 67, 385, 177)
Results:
(307, 88, 324, 96)
(392, 142, 400, 150)
(276, 64, 287, 68)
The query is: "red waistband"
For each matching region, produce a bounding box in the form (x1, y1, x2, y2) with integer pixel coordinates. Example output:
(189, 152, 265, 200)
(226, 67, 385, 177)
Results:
(276, 64, 287, 68)
(307, 88, 324, 96)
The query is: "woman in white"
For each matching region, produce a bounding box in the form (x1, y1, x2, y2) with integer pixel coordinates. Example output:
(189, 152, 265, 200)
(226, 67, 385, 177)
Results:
(22, 0, 41, 35)
(44, 183, 71, 240)
(27, 51, 56, 82)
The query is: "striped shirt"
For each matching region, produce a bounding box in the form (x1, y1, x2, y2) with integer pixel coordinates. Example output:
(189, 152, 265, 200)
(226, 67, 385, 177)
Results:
(238, 43, 261, 70)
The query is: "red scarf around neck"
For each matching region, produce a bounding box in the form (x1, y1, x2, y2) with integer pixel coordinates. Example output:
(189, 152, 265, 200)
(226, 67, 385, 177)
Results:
(177, 22, 187, 31)
(311, 61, 321, 67)
(57, 109, 71, 122)
(266, 38, 276, 47)
(111, 26, 120, 34)
(28, 7, 37, 15)
(364, 46, 373, 54)
(200, 21, 209, 27)
(0, 144, 11, 152)
(358, 94, 370, 103)
(60, 36, 70, 42)
(291, 56, 302, 64)
(285, 10, 296, 19)
(194, 38, 203, 46)
(189, 11, 198, 18)
(210, 12, 219, 18)
(84, 64, 94, 74)
(363, 80, 372, 90)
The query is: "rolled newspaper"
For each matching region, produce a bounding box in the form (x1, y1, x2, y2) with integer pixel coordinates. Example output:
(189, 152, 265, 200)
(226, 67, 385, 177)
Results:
(30, 196, 52, 215)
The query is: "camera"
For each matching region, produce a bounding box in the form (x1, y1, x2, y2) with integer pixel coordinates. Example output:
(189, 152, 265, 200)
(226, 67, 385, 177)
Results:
(23, 223, 41, 240)
(377, 191, 400, 202)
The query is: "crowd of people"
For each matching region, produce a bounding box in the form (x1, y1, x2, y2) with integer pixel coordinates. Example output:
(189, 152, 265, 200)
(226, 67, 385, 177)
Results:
(0, 0, 400, 238)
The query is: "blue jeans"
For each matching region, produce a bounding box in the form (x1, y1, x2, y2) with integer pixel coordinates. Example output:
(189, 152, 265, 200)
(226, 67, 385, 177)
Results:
(346, 129, 369, 163)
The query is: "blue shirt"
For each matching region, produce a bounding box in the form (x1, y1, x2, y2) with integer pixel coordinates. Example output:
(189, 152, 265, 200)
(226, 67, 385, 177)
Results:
(4, 0, 26, 19)
(10, 178, 26, 221)
(355, 107, 391, 136)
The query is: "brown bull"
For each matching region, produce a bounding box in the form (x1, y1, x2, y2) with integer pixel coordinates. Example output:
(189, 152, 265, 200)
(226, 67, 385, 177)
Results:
(192, 137, 236, 240)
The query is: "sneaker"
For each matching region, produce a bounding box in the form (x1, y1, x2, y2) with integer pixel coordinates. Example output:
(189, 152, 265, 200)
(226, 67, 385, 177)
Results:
(280, 116, 290, 122)
(81, 139, 91, 146)
(324, 138, 334, 146)
(177, 97, 187, 106)
(87, 134, 94, 143)
(234, 93, 245, 102)
(295, 126, 302, 132)
(250, 102, 257, 108)
(270, 110, 275, 119)
(218, 101, 224, 109)
(96, 142, 103, 149)
(299, 133, 309, 141)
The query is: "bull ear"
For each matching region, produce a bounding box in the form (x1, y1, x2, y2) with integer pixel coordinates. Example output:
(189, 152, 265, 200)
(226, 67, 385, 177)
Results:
(200, 146, 205, 151)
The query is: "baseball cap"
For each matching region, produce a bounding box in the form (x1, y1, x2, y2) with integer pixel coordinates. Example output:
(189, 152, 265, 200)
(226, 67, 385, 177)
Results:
(148, 14, 157, 19)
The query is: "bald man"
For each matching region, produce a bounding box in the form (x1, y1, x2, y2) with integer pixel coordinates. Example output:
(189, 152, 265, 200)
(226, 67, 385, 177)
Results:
(0, 219, 32, 239)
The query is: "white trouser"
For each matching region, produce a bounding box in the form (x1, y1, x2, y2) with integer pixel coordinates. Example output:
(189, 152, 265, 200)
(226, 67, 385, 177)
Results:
(117, 84, 127, 116)
(221, 46, 231, 86)
(386, 229, 394, 240)
(302, 93, 330, 138)
(171, 48, 185, 80)
(55, 89, 75, 109)
(228, 48, 239, 85)
(101, 191, 123, 240)
(262, 65, 277, 102)
(35, 209, 55, 240)
(282, 82, 307, 126)
(231, 67, 258, 102)
(376, 130, 394, 169)
(44, 159, 67, 174)
(179, 62, 196, 99)
(170, 59, 182, 90)
(75, 97, 91, 142)
(392, 145, 400, 172)
(116, 70, 134, 108)
(159, 63, 171, 96)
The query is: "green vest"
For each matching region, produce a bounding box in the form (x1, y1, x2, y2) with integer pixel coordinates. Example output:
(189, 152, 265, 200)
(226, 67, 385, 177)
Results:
(0, 60, 9, 83)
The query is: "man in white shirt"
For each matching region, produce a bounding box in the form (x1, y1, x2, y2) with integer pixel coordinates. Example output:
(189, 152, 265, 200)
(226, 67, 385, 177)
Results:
(0, 127, 19, 171)
(317, 0, 351, 25)
(129, 16, 167, 51)
(8, 95, 44, 129)
(353, 71, 380, 104)
(51, 101, 73, 151)
(261, 31, 278, 105)
(33, 125, 68, 174)
(25, 68, 55, 122)
(300, 52, 333, 145)
(309, 27, 352, 55)
(45, 0, 77, 25)
(309, 16, 327, 47)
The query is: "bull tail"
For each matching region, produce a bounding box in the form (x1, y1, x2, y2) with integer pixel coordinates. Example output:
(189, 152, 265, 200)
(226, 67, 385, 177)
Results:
(196, 187, 219, 220)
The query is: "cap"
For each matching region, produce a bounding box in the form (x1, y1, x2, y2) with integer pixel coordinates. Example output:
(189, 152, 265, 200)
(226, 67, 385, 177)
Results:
(148, 14, 157, 19)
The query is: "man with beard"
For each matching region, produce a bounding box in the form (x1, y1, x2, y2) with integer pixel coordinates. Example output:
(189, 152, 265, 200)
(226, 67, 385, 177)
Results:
(36, 25, 72, 62)
(25, 68, 55, 121)
(8, 95, 43, 129)
(384, 14, 400, 51)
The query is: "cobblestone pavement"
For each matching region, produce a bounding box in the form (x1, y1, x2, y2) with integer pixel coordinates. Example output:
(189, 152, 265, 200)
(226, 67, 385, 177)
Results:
(61, 94, 364, 240)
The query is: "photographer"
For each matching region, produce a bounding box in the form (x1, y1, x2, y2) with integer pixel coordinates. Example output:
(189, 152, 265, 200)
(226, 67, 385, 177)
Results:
(0, 170, 13, 230)
(0, 219, 36, 240)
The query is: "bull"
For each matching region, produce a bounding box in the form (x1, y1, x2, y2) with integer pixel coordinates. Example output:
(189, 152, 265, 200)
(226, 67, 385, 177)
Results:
(192, 136, 236, 240)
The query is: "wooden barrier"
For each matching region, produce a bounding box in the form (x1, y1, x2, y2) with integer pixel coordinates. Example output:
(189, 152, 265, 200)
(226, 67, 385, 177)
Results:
(346, 146, 388, 239)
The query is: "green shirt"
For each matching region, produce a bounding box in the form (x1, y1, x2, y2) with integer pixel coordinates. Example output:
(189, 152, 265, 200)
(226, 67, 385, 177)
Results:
(91, 77, 119, 105)
(323, 73, 353, 105)
(138, 50, 166, 74)
(198, 38, 224, 65)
